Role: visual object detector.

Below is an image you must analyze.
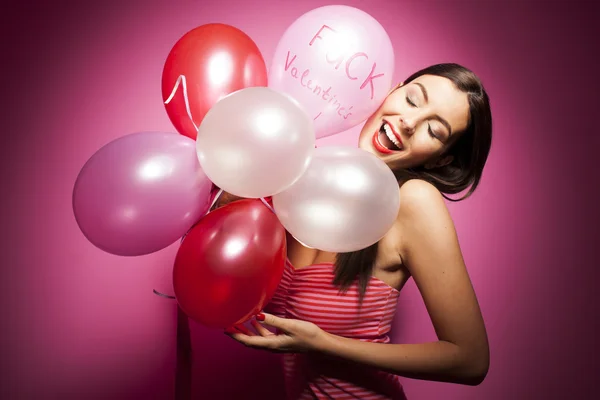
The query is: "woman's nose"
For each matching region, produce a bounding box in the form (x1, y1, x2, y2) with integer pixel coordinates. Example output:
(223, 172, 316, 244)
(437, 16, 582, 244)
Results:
(399, 116, 416, 135)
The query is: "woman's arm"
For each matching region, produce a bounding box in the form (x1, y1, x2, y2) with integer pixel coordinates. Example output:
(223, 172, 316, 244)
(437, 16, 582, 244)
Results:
(316, 334, 485, 385)
(316, 179, 489, 385)
(228, 179, 489, 385)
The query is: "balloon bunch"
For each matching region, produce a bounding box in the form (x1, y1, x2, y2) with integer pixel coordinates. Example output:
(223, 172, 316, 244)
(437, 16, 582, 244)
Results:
(72, 6, 399, 329)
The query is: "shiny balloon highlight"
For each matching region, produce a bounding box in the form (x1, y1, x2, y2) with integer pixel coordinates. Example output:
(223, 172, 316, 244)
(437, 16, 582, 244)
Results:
(196, 86, 315, 199)
(173, 199, 286, 328)
(272, 147, 400, 253)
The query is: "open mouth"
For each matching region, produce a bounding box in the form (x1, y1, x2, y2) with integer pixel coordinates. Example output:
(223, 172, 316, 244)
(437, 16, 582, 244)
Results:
(372, 120, 403, 154)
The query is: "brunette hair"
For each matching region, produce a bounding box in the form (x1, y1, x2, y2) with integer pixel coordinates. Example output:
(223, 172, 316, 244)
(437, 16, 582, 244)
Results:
(334, 63, 493, 301)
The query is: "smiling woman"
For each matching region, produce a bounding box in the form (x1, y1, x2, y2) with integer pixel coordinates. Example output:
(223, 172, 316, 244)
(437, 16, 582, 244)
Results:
(362, 73, 471, 171)
(373, 81, 459, 154)
(225, 63, 493, 400)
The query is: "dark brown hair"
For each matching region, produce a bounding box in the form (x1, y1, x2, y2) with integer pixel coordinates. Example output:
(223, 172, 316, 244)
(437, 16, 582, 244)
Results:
(333, 63, 493, 301)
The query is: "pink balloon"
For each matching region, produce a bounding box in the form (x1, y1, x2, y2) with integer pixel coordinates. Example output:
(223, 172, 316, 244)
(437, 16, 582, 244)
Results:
(73, 132, 213, 256)
(269, 5, 394, 139)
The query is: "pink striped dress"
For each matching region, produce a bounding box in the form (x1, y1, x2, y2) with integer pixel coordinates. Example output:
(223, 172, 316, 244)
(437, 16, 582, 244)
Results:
(266, 260, 407, 400)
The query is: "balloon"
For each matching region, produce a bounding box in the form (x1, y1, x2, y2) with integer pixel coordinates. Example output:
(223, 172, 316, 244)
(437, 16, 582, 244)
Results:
(272, 146, 400, 253)
(269, 5, 394, 139)
(173, 199, 286, 328)
(73, 132, 213, 256)
(196, 86, 315, 198)
(162, 23, 268, 140)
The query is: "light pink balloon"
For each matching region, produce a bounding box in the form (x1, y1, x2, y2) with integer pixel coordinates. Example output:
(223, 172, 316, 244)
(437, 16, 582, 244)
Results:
(196, 87, 315, 198)
(269, 5, 394, 140)
(272, 146, 400, 253)
(73, 132, 213, 256)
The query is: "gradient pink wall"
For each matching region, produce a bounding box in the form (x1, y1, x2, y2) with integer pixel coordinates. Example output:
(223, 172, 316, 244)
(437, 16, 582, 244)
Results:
(2, 0, 597, 398)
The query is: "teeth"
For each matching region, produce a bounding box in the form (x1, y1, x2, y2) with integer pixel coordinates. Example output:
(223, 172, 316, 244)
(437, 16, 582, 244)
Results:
(383, 123, 402, 149)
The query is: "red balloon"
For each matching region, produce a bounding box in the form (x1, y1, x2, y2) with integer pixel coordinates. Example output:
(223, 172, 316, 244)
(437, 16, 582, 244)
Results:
(162, 23, 268, 140)
(173, 199, 286, 328)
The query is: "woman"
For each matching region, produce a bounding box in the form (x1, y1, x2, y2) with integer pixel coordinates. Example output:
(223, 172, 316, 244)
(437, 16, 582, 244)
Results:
(224, 63, 492, 399)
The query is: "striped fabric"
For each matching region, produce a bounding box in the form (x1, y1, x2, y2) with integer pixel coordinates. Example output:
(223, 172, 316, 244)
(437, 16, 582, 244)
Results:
(266, 260, 407, 400)
(206, 188, 407, 398)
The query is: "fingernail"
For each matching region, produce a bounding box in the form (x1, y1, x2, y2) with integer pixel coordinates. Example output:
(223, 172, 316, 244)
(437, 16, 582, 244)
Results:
(256, 313, 265, 321)
(224, 327, 236, 335)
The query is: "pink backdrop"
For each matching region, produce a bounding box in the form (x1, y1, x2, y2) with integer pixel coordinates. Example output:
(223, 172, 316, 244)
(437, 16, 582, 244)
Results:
(2, 0, 597, 399)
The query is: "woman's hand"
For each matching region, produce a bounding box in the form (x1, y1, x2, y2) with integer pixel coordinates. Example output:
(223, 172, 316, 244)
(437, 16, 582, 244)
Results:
(225, 313, 326, 353)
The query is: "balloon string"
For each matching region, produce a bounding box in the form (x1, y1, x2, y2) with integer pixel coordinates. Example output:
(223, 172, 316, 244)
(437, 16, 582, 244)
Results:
(153, 289, 176, 300)
(164, 74, 199, 132)
(260, 197, 275, 213)
(209, 189, 225, 212)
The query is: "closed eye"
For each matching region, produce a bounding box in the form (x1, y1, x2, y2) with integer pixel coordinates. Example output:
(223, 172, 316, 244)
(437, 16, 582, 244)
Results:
(428, 124, 438, 140)
(407, 95, 445, 141)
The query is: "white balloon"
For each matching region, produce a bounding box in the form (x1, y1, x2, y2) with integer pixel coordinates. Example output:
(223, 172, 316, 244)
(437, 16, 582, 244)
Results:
(272, 146, 400, 253)
(196, 87, 315, 198)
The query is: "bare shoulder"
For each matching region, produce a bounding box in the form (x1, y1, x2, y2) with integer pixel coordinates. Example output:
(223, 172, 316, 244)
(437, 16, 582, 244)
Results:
(393, 179, 458, 255)
(396, 179, 450, 222)
(398, 178, 444, 200)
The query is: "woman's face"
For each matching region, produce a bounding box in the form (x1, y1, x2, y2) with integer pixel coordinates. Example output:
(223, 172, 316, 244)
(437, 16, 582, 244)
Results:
(358, 74, 470, 170)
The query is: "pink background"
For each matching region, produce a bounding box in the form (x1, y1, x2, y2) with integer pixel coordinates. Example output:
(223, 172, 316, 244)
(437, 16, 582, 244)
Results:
(2, 0, 598, 399)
